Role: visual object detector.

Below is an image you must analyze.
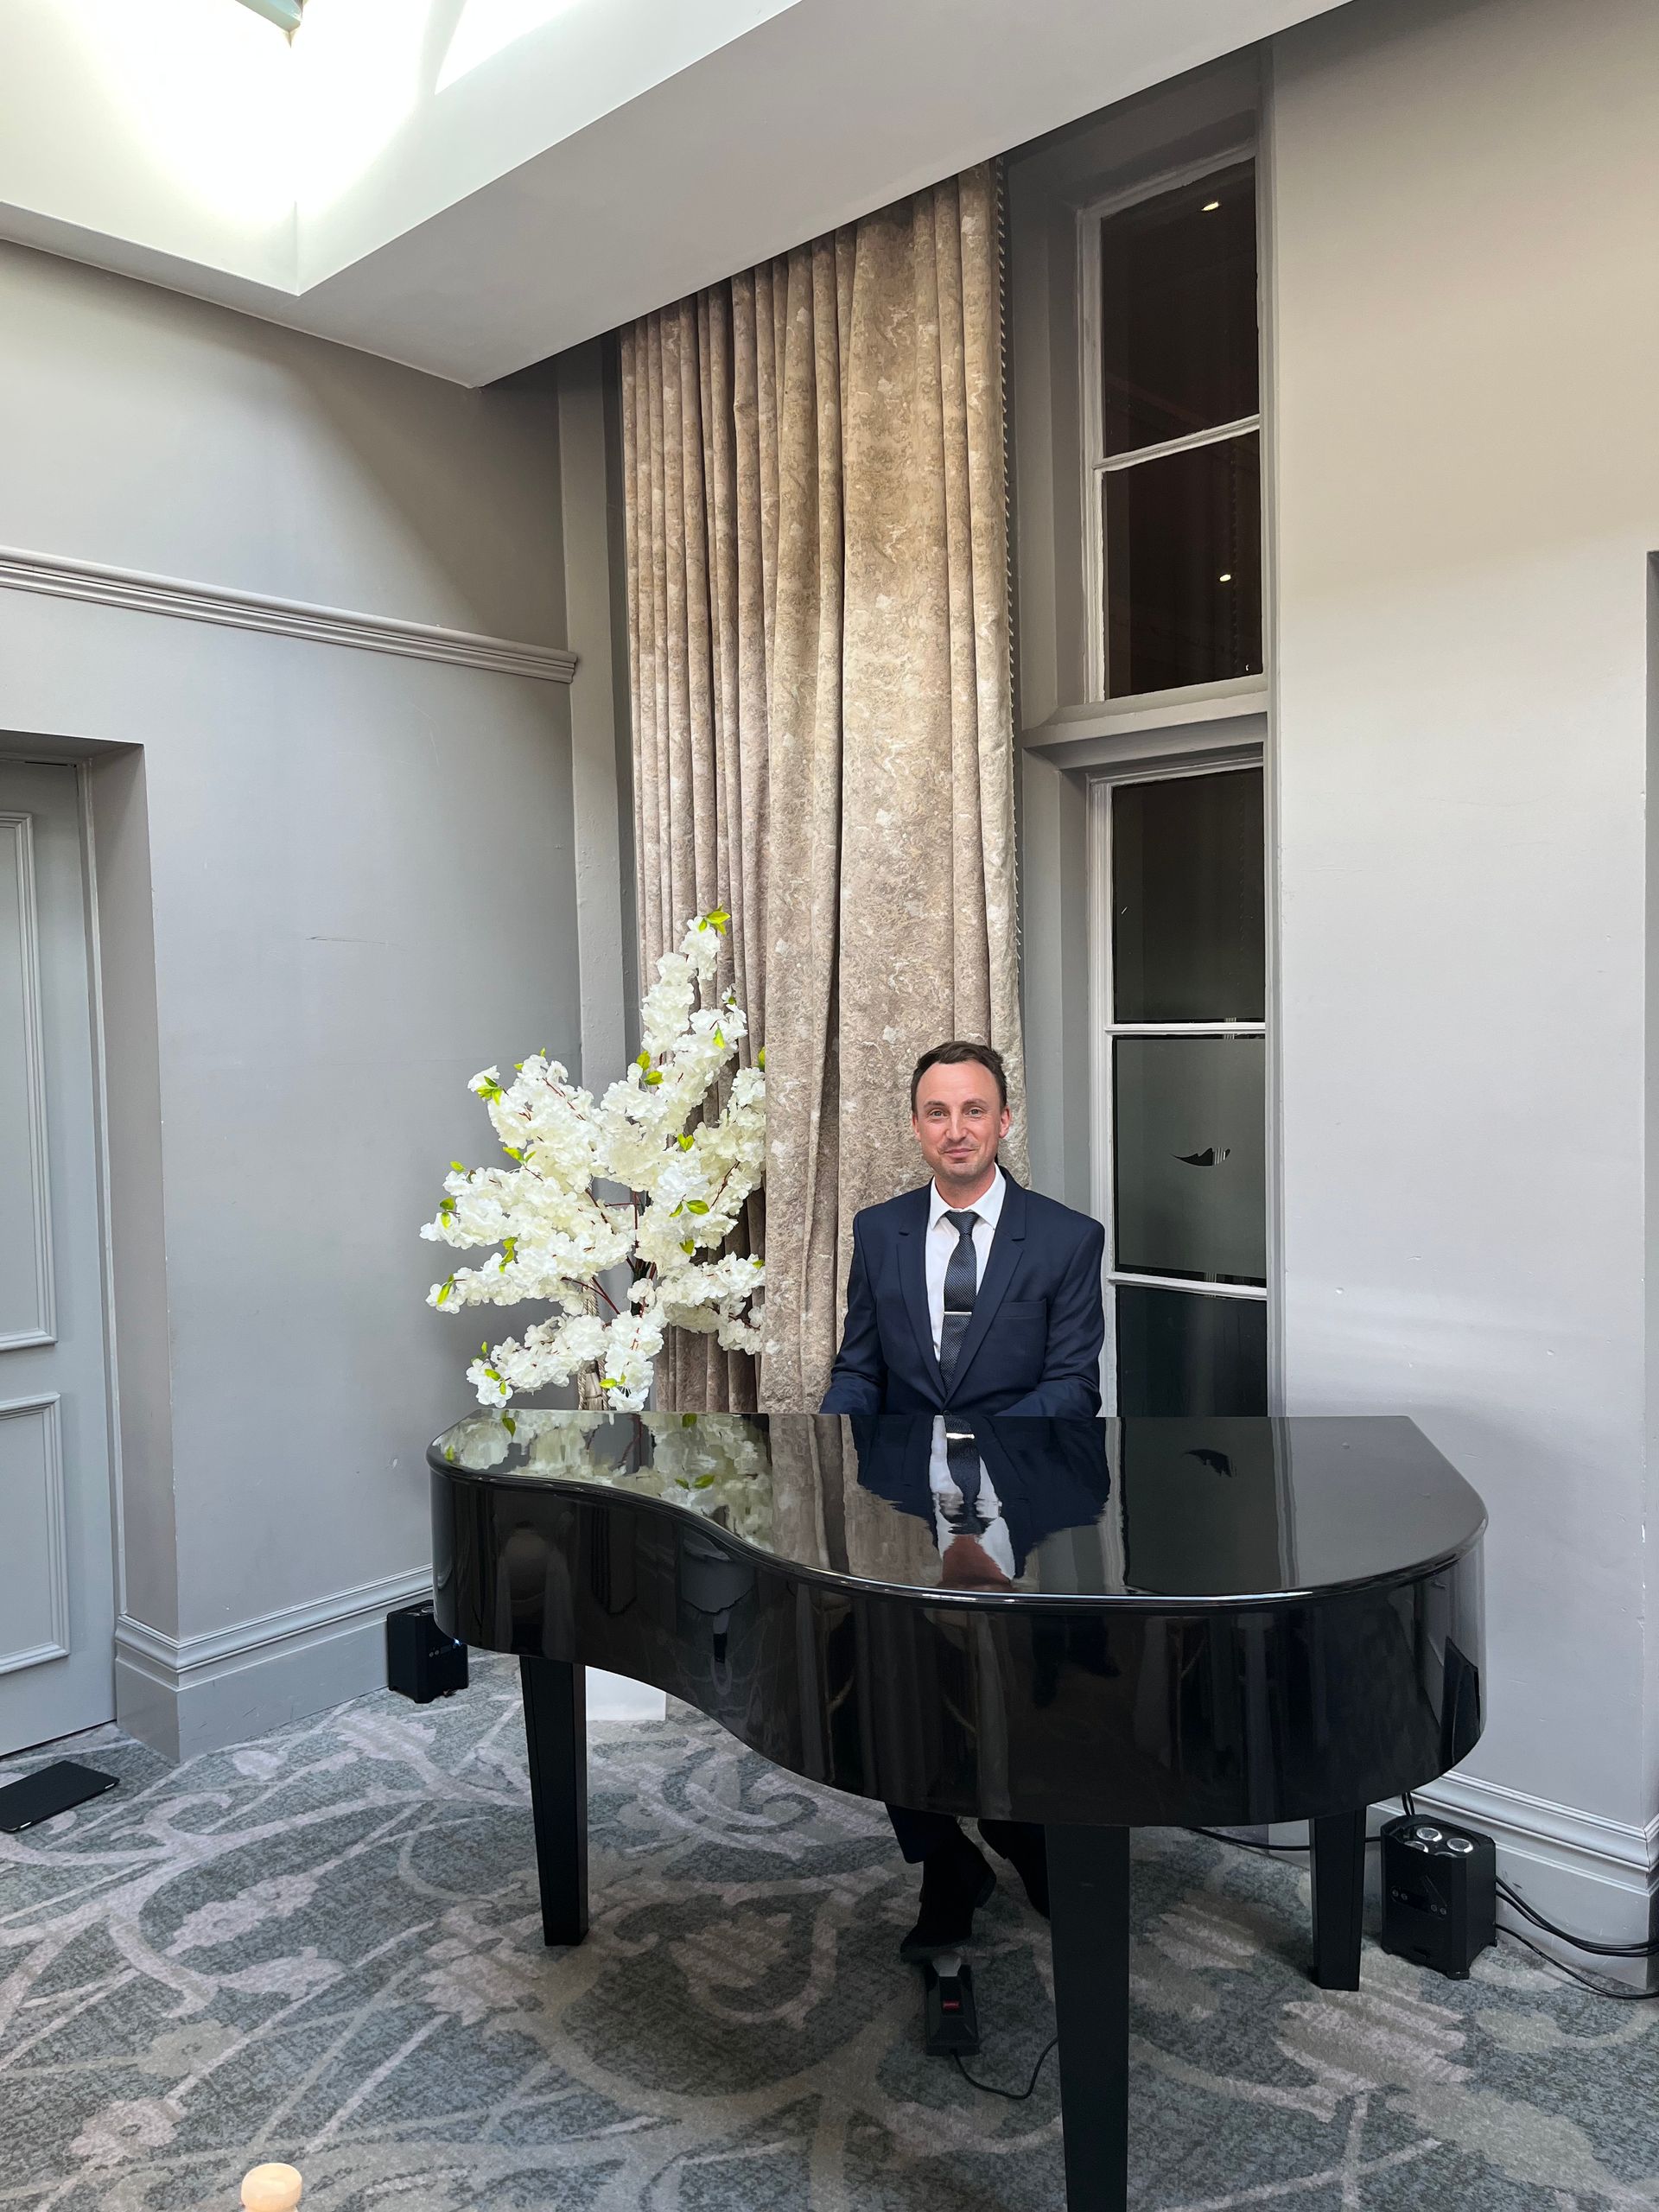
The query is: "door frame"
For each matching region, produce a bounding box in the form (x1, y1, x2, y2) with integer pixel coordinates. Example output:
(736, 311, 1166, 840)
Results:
(0, 739, 136, 1744)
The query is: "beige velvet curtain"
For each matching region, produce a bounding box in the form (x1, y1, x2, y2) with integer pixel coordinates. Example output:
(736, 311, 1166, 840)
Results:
(621, 162, 1027, 1412)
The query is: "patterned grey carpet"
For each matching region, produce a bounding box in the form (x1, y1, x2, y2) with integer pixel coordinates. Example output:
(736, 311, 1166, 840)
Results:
(2, 1657, 1655, 2212)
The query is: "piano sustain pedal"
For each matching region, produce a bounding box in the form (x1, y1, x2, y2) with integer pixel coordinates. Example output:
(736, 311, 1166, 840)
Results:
(921, 1954, 982, 2056)
(385, 1601, 469, 1704)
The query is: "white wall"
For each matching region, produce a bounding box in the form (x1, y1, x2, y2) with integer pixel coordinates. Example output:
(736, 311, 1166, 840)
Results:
(1270, 0, 1659, 1936)
(0, 238, 584, 1756)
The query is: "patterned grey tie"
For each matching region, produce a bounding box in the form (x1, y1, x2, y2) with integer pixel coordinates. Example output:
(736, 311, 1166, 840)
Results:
(938, 1209, 980, 1391)
(944, 1421, 987, 1535)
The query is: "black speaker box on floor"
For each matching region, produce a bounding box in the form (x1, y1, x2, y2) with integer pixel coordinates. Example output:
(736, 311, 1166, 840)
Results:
(1379, 1812, 1496, 1978)
(386, 1600, 469, 1703)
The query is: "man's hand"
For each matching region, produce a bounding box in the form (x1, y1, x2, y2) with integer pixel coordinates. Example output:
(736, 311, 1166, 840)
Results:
(941, 1535, 1013, 1589)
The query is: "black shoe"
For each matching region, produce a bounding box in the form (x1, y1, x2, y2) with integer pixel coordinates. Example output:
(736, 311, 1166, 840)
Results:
(979, 1819, 1050, 1920)
(898, 1833, 996, 1961)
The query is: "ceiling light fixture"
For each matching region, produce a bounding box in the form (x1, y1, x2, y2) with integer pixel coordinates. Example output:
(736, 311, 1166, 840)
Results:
(1202, 200, 1221, 213)
(1217, 572, 1233, 583)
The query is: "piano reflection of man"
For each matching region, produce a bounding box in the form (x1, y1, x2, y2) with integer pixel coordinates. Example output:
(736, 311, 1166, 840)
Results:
(852, 1413, 1113, 1587)
(850, 1411, 1112, 1959)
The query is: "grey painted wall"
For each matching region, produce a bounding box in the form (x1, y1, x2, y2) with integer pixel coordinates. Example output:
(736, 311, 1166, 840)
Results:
(1011, 0, 1658, 1955)
(1269, 0, 1659, 1881)
(0, 239, 582, 1753)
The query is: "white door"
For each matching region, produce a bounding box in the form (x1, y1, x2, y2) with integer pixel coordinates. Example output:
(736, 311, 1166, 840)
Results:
(0, 761, 116, 1755)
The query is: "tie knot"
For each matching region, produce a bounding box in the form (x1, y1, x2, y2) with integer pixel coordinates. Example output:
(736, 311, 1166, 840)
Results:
(945, 1210, 979, 1236)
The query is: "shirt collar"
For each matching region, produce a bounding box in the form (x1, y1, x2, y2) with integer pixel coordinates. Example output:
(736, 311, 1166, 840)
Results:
(929, 1162, 1006, 1233)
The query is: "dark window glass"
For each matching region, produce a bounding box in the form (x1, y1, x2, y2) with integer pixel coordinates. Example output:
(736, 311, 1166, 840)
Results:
(1100, 161, 1258, 456)
(1115, 1286, 1268, 1416)
(1114, 1036, 1266, 1285)
(1113, 770, 1265, 1022)
(1104, 432, 1261, 698)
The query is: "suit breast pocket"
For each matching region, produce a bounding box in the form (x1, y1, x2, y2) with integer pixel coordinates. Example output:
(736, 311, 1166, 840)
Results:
(1000, 1300, 1046, 1325)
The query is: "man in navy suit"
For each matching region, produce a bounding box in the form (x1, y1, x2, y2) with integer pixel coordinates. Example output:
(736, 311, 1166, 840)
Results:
(821, 1039, 1106, 1957)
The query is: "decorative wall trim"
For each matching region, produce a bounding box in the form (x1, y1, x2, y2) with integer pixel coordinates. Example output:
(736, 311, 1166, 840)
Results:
(0, 815, 57, 1351)
(116, 1564, 434, 1683)
(1407, 1769, 1657, 1890)
(0, 1394, 69, 1675)
(113, 1566, 662, 1758)
(0, 547, 578, 685)
(115, 1566, 433, 1762)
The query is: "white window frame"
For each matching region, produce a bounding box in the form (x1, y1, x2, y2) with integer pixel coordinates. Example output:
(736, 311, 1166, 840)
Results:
(1087, 756, 1269, 1415)
(1076, 143, 1260, 705)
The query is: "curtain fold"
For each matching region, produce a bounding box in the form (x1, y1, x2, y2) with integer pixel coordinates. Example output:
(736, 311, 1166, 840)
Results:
(621, 163, 1026, 1413)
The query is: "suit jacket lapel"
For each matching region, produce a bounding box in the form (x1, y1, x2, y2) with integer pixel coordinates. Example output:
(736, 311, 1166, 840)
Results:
(897, 1185, 948, 1401)
(945, 1177, 1027, 1404)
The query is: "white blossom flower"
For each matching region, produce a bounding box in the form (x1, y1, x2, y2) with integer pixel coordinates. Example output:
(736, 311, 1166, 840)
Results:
(426, 911, 764, 1411)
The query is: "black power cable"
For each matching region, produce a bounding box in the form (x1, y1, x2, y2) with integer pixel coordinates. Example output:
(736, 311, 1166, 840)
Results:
(1189, 1826, 1382, 1859)
(1497, 1923, 1659, 2001)
(1496, 1878, 1659, 1959)
(954, 2036, 1058, 2101)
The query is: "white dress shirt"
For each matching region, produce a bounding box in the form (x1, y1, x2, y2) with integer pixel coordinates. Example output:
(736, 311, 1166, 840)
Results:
(929, 1431, 1016, 1579)
(925, 1164, 1014, 1577)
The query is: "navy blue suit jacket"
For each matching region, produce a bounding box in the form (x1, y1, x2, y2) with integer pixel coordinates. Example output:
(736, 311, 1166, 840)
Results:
(819, 1176, 1106, 1418)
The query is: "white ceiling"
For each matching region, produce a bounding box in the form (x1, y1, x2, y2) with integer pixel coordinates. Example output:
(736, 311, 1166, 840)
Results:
(0, 0, 1353, 385)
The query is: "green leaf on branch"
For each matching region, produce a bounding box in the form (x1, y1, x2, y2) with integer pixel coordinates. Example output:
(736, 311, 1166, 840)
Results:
(714, 1027, 725, 1048)
(700, 908, 730, 934)
(637, 1050, 652, 1071)
(502, 1414, 517, 1437)
(677, 1132, 695, 1150)
(644, 1070, 664, 1087)
(681, 1238, 696, 1255)
(694, 1473, 715, 1488)
(450, 1160, 467, 1173)
(686, 1199, 710, 1215)
(757, 1047, 766, 1071)
(435, 1279, 454, 1306)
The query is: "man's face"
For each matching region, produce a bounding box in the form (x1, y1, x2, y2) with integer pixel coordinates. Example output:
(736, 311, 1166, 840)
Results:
(912, 1059, 1010, 1193)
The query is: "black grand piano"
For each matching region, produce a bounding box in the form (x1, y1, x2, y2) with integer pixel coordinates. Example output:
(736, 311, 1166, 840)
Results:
(429, 1408, 1484, 2212)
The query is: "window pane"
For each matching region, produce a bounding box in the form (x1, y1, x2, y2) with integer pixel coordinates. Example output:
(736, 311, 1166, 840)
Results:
(1114, 1036, 1266, 1285)
(1104, 432, 1262, 698)
(1115, 1287, 1268, 1416)
(1100, 161, 1258, 457)
(1113, 770, 1264, 1022)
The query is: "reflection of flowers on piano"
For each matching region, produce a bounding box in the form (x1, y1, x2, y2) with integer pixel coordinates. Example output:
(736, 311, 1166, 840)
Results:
(420, 912, 765, 1413)
(440, 1410, 774, 1548)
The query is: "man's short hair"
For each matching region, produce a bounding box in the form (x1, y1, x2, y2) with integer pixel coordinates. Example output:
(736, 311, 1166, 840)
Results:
(910, 1039, 1008, 1114)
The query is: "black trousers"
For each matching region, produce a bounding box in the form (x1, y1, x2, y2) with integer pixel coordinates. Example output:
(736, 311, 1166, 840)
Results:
(888, 1803, 1044, 1864)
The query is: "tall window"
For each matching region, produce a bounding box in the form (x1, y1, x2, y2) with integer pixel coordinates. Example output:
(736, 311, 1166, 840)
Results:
(1084, 161, 1262, 700)
(1094, 764, 1268, 1414)
(1081, 152, 1268, 1414)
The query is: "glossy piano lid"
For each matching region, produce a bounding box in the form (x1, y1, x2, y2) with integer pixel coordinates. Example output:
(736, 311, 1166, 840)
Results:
(428, 1411, 1485, 1604)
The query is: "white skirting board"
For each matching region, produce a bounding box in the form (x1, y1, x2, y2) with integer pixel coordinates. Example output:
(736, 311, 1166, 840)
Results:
(114, 1570, 664, 1763)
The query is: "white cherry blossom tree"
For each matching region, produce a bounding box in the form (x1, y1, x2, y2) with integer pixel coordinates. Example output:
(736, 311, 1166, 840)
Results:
(422, 910, 764, 1412)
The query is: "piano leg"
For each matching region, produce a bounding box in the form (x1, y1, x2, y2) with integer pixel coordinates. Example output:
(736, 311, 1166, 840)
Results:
(1046, 1823, 1131, 2212)
(520, 1655, 588, 1947)
(1309, 1808, 1365, 1989)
